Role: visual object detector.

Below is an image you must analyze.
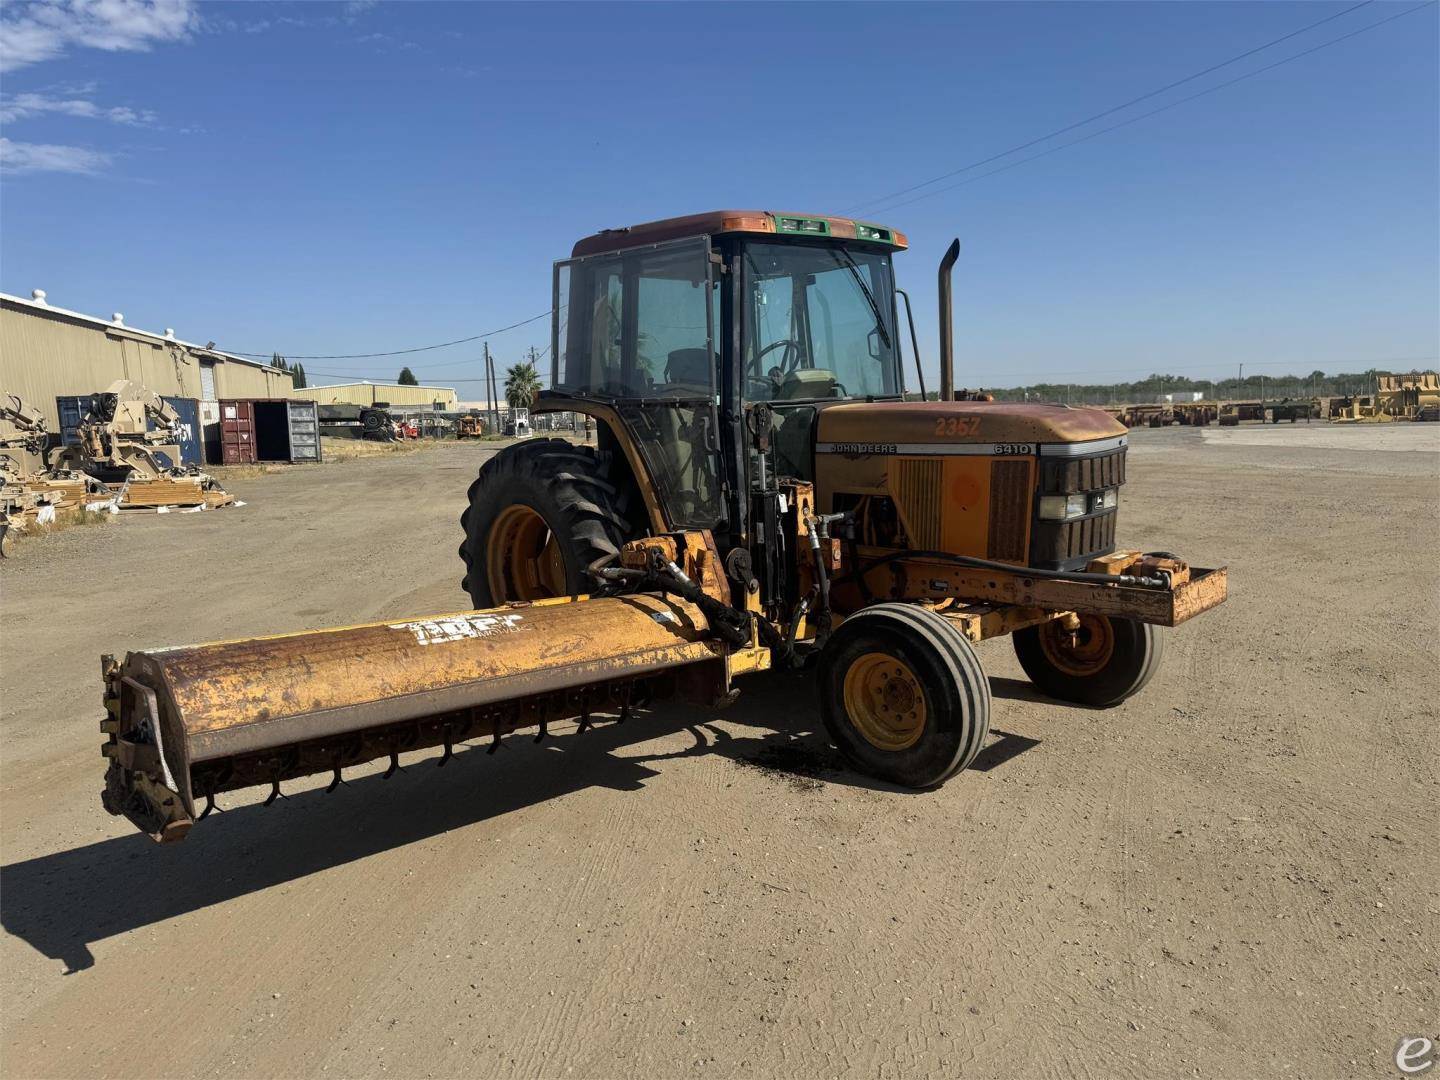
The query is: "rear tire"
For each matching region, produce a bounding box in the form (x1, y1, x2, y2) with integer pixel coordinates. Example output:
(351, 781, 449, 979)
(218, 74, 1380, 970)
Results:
(459, 439, 635, 607)
(1013, 615, 1163, 707)
(818, 603, 990, 788)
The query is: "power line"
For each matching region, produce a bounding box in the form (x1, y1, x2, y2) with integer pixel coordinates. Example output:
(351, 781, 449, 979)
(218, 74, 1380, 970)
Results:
(226, 309, 551, 360)
(233, 3, 1428, 372)
(843, 0, 1378, 217)
(864, 0, 1436, 218)
(307, 339, 555, 381)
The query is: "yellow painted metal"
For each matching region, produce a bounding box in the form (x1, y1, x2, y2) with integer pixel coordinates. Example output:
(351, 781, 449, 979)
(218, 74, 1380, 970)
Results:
(106, 593, 720, 829)
(940, 456, 993, 558)
(842, 652, 926, 752)
(937, 603, 1064, 643)
(103, 590, 737, 840)
(486, 503, 565, 601)
(144, 594, 714, 755)
(818, 400, 1125, 447)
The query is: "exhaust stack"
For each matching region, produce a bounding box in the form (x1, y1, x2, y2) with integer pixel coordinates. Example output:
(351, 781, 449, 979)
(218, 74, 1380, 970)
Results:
(937, 238, 960, 402)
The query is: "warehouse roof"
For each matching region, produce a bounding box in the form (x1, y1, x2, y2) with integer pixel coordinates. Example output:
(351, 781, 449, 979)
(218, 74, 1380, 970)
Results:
(0, 290, 279, 372)
(302, 381, 457, 392)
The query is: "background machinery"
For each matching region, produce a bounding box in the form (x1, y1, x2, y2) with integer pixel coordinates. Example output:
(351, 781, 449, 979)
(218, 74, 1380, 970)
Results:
(1, 392, 109, 554)
(99, 210, 1226, 842)
(52, 380, 232, 510)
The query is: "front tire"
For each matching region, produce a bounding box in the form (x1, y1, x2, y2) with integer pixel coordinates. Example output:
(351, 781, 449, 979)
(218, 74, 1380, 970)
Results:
(818, 603, 991, 788)
(459, 439, 634, 607)
(1013, 615, 1163, 707)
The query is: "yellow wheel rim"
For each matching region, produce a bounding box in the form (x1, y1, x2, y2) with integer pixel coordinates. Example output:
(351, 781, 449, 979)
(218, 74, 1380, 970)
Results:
(842, 652, 927, 752)
(1038, 615, 1115, 677)
(485, 504, 565, 602)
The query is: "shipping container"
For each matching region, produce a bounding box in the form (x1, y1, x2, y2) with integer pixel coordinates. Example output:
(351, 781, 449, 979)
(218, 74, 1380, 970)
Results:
(286, 400, 322, 462)
(161, 396, 203, 467)
(220, 398, 322, 462)
(199, 400, 221, 464)
(219, 399, 257, 464)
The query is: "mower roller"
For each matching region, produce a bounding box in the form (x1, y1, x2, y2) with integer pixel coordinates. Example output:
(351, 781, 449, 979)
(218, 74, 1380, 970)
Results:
(101, 210, 1227, 842)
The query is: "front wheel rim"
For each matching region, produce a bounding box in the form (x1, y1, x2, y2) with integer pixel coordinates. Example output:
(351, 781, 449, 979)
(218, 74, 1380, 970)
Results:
(1038, 615, 1115, 677)
(842, 652, 927, 751)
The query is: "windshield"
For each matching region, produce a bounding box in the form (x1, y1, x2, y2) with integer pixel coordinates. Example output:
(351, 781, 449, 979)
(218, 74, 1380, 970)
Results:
(742, 241, 900, 402)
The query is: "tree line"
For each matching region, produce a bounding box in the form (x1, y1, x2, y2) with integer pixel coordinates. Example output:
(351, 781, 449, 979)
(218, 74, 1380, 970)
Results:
(959, 368, 1421, 406)
(269, 353, 308, 388)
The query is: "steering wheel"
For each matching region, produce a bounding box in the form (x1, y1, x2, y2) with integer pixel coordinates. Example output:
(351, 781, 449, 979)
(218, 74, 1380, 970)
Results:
(757, 338, 803, 376)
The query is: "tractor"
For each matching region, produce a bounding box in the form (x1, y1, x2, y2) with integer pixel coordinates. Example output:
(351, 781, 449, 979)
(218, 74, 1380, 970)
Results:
(98, 211, 1227, 842)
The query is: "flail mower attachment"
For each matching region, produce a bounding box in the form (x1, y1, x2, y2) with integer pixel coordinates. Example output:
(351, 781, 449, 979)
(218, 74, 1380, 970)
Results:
(100, 593, 729, 842)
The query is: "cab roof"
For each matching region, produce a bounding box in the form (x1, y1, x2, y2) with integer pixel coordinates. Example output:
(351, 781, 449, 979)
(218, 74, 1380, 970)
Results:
(571, 210, 908, 258)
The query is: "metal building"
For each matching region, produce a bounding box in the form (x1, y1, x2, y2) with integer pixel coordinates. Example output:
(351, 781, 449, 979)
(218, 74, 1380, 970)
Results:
(291, 381, 458, 409)
(0, 290, 293, 432)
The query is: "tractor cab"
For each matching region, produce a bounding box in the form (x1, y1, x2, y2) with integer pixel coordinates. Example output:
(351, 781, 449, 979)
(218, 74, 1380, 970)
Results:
(544, 211, 910, 539)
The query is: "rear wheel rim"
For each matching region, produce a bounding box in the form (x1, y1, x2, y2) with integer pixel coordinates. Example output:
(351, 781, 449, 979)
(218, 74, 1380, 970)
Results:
(842, 652, 927, 751)
(485, 504, 565, 601)
(1038, 615, 1115, 677)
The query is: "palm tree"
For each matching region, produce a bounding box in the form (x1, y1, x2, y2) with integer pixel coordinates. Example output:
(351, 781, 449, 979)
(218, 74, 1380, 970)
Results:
(505, 362, 541, 410)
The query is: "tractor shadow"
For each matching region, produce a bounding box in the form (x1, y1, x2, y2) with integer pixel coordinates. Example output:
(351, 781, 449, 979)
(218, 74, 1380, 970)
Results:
(1, 670, 1039, 974)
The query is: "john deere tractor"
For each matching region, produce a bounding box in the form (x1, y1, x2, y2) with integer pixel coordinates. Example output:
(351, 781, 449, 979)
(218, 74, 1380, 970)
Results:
(99, 210, 1226, 842)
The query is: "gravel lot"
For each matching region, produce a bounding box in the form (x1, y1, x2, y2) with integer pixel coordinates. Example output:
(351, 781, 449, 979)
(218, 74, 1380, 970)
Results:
(2, 422, 1435, 1079)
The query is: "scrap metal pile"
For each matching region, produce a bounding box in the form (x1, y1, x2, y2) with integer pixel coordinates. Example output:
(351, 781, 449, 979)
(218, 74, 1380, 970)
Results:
(1, 381, 233, 553)
(51, 381, 233, 511)
(1, 393, 108, 553)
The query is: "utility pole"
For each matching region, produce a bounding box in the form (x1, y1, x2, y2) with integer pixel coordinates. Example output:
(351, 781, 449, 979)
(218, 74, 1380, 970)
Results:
(484, 343, 498, 431)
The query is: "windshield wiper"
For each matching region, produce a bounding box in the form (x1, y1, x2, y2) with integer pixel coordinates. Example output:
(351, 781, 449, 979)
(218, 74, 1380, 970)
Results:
(831, 249, 892, 350)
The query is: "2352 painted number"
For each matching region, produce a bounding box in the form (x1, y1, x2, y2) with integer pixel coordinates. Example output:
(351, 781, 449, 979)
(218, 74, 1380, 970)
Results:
(934, 417, 981, 437)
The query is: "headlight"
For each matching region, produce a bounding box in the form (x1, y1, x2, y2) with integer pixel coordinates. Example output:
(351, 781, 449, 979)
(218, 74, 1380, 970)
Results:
(1038, 489, 1118, 520)
(1038, 493, 1089, 520)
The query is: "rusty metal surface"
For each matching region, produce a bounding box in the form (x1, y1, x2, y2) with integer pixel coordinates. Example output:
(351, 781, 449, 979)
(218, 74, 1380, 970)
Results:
(937, 604, 1063, 643)
(818, 401, 1127, 447)
(101, 593, 730, 840)
(143, 594, 714, 755)
(835, 550, 1227, 628)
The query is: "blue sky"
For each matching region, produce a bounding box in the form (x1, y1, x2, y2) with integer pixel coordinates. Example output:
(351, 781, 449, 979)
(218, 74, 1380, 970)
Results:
(1, 0, 1436, 393)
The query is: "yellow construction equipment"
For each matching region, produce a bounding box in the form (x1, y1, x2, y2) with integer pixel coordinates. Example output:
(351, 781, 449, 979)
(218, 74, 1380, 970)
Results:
(101, 211, 1227, 842)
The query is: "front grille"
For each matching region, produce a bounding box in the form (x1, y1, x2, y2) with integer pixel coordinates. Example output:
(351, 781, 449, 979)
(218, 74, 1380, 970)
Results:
(1038, 448, 1126, 494)
(892, 458, 942, 549)
(1030, 510, 1117, 569)
(986, 459, 1030, 563)
(1031, 446, 1125, 570)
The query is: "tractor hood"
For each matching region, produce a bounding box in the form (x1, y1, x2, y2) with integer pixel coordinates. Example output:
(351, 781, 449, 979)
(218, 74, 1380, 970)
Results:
(817, 401, 1126, 449)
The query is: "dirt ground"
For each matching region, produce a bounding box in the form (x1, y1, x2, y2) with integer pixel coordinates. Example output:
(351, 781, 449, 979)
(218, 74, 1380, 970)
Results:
(1, 423, 1435, 1079)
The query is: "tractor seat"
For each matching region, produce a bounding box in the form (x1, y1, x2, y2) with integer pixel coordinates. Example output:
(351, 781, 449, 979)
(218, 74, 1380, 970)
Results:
(663, 349, 715, 394)
(775, 368, 838, 400)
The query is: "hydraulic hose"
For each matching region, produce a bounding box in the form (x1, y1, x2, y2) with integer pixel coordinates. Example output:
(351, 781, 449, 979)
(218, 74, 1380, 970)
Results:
(832, 549, 1171, 590)
(594, 558, 752, 646)
(804, 513, 835, 649)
